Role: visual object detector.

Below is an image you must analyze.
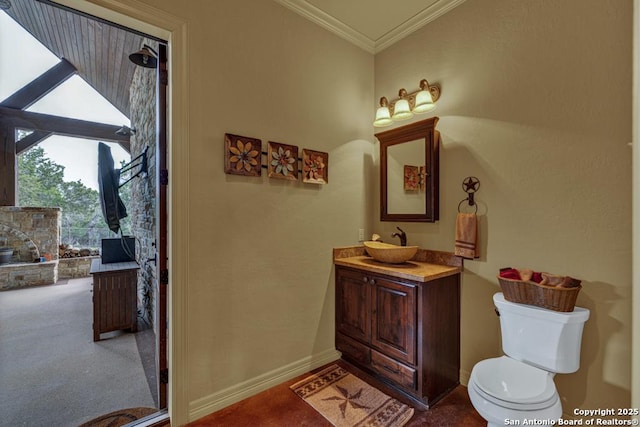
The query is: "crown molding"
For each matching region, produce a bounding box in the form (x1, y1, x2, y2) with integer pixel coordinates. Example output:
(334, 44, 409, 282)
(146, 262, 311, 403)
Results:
(274, 0, 466, 54)
(375, 0, 467, 53)
(273, 0, 376, 53)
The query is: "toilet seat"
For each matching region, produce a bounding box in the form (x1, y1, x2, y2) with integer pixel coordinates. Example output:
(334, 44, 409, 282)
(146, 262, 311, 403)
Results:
(470, 356, 558, 410)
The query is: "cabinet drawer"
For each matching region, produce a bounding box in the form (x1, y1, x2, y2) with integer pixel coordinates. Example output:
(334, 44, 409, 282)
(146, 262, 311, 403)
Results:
(336, 333, 370, 365)
(371, 350, 416, 391)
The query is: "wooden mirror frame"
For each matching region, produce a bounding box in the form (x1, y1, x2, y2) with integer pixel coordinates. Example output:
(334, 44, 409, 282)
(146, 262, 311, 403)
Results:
(375, 117, 439, 222)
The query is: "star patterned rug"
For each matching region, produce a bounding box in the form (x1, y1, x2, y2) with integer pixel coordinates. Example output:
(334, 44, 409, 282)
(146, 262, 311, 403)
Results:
(290, 364, 414, 427)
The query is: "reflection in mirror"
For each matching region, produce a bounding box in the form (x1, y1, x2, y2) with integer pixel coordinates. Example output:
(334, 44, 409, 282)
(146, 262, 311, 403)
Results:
(387, 139, 425, 214)
(375, 117, 439, 222)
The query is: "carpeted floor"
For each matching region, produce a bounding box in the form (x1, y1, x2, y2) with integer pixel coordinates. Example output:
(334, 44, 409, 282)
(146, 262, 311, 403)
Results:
(0, 278, 155, 427)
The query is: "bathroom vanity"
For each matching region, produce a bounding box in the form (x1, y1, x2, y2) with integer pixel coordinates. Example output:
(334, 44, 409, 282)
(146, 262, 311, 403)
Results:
(333, 246, 462, 409)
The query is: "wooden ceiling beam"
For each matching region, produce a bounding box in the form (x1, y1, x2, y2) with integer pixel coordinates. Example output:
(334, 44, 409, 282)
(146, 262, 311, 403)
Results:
(0, 59, 77, 110)
(0, 117, 17, 206)
(0, 106, 130, 152)
(15, 130, 54, 154)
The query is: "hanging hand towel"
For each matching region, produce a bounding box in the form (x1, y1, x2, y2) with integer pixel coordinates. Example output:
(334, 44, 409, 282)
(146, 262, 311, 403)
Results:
(455, 213, 479, 259)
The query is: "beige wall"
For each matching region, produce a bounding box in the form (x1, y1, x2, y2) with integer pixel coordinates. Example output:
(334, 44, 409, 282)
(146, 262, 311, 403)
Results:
(374, 0, 632, 414)
(126, 0, 375, 420)
(59, 0, 635, 423)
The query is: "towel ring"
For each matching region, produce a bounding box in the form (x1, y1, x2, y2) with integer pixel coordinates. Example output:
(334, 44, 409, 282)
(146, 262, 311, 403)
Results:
(458, 198, 478, 213)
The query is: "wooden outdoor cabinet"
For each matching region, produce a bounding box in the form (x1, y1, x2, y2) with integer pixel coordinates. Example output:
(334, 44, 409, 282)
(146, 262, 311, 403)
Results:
(335, 265, 460, 409)
(90, 259, 139, 342)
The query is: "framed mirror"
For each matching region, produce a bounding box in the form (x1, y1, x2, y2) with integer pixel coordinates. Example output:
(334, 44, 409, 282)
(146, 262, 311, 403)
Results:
(375, 117, 439, 222)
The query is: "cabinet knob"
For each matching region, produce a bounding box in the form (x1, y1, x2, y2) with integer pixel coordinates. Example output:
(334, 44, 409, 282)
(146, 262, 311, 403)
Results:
(369, 278, 376, 285)
(363, 276, 368, 283)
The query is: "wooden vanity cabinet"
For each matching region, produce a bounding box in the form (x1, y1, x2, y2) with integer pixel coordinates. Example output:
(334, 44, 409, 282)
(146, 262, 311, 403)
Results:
(335, 265, 460, 409)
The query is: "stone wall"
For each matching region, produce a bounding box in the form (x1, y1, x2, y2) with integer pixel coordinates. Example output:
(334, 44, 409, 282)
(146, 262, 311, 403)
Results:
(58, 256, 99, 279)
(0, 207, 61, 290)
(0, 261, 57, 291)
(129, 38, 158, 330)
(0, 207, 60, 262)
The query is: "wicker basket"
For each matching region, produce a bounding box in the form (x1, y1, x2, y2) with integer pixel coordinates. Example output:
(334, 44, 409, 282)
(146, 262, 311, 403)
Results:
(497, 276, 581, 312)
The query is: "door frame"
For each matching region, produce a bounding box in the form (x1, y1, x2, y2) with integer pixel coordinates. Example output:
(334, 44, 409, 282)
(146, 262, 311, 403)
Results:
(54, 0, 190, 423)
(155, 42, 168, 409)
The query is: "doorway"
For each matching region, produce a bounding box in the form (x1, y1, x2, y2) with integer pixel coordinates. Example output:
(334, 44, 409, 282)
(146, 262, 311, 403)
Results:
(0, 0, 168, 424)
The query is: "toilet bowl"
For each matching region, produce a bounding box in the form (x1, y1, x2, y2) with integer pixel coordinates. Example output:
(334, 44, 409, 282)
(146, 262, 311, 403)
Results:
(468, 356, 562, 427)
(468, 293, 589, 426)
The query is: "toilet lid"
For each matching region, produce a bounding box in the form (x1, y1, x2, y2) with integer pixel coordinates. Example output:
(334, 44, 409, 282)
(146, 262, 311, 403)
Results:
(471, 356, 557, 408)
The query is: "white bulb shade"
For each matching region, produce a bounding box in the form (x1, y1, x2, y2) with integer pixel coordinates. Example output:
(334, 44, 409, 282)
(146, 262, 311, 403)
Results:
(373, 106, 393, 127)
(391, 99, 413, 120)
(413, 89, 436, 113)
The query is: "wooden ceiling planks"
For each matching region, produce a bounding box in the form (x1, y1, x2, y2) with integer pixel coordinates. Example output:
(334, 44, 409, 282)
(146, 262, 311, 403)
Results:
(3, 0, 143, 118)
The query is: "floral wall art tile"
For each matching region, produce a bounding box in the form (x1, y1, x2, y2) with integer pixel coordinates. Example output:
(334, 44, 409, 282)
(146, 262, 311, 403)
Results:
(268, 141, 298, 181)
(302, 149, 328, 184)
(224, 133, 262, 176)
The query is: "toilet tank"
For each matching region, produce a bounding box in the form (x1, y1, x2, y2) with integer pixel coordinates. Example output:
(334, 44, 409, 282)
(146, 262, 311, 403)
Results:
(494, 293, 590, 373)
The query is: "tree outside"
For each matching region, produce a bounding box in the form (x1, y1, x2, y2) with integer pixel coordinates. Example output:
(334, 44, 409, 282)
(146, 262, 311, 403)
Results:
(17, 143, 131, 248)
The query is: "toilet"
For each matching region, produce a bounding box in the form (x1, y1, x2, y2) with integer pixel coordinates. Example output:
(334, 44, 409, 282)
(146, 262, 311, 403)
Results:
(468, 293, 590, 427)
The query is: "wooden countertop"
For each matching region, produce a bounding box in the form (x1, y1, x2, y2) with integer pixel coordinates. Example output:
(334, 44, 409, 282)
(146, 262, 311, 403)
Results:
(333, 246, 462, 283)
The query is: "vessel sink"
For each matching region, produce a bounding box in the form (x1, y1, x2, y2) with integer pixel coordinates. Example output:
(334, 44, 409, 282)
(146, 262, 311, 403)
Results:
(363, 241, 418, 264)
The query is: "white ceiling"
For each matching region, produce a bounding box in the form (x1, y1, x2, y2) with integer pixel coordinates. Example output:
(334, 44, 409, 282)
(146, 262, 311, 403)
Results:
(273, 0, 466, 53)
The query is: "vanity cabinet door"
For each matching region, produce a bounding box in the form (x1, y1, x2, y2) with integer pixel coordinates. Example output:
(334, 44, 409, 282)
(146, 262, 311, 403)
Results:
(335, 267, 371, 343)
(371, 277, 416, 365)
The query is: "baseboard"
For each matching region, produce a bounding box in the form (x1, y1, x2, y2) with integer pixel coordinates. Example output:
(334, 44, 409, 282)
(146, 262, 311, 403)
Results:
(459, 368, 470, 386)
(188, 348, 341, 422)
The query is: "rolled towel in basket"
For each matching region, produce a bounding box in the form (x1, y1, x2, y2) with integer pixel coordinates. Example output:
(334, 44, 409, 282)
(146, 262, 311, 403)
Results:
(538, 273, 581, 288)
(455, 213, 479, 259)
(559, 276, 581, 288)
(540, 273, 564, 286)
(519, 268, 533, 282)
(499, 267, 521, 280)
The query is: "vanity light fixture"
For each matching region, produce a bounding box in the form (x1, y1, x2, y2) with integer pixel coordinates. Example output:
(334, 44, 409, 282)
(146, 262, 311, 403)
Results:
(391, 89, 413, 121)
(373, 97, 393, 127)
(373, 79, 440, 127)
